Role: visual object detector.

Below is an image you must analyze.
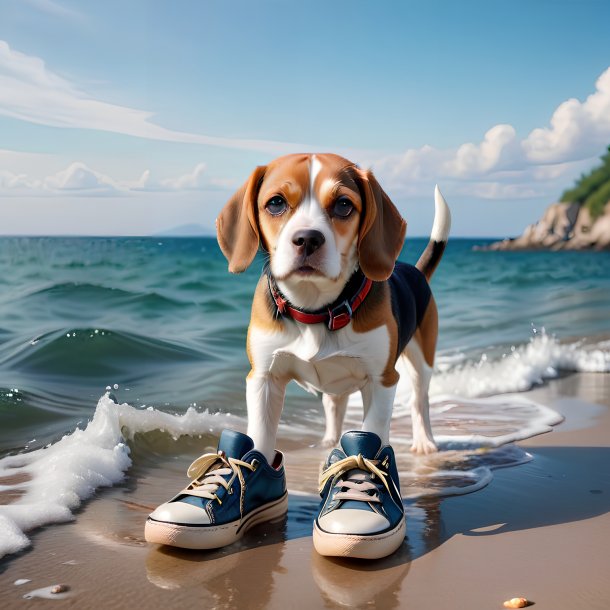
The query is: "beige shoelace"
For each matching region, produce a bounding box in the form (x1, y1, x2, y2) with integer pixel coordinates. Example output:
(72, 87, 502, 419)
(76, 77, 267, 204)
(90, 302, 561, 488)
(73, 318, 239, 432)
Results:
(181, 451, 256, 515)
(318, 453, 390, 502)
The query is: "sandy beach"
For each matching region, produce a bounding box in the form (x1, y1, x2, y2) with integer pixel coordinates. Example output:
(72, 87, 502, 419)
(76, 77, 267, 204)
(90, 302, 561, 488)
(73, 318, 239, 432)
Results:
(0, 371, 608, 609)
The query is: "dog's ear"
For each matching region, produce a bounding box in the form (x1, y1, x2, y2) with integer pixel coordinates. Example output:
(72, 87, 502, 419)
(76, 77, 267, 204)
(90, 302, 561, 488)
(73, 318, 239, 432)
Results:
(216, 165, 266, 273)
(356, 168, 406, 281)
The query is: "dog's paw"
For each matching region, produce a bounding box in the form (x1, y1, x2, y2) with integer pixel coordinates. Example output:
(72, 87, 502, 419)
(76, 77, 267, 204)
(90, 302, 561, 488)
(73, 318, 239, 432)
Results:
(410, 437, 438, 455)
(320, 436, 339, 449)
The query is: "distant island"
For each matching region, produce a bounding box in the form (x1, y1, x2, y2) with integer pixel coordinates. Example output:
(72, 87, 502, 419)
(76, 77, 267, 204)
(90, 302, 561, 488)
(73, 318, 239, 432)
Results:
(155, 223, 214, 237)
(483, 146, 610, 251)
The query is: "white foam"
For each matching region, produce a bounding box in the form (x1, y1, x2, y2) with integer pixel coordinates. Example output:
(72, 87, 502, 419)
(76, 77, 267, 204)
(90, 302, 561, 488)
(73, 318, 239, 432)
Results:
(0, 394, 240, 559)
(431, 331, 610, 397)
(347, 390, 563, 449)
(428, 393, 563, 447)
(343, 385, 564, 501)
(400, 466, 495, 500)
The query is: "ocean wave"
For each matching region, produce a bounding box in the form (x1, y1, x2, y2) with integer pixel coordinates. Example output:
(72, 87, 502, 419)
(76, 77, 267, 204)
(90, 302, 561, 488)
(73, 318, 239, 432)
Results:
(0, 392, 241, 559)
(431, 331, 610, 397)
(5, 328, 208, 377)
(13, 281, 193, 312)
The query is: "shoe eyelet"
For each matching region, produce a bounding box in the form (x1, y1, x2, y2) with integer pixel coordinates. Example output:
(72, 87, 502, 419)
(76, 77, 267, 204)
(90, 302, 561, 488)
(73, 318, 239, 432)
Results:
(250, 459, 259, 471)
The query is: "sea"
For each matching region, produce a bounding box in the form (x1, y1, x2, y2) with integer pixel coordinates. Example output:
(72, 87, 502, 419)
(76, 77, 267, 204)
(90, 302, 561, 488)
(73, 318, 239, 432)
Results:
(1, 236, 609, 558)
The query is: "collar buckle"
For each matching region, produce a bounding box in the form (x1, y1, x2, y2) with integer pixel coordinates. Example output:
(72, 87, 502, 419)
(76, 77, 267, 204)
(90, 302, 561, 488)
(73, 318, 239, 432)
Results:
(328, 300, 353, 331)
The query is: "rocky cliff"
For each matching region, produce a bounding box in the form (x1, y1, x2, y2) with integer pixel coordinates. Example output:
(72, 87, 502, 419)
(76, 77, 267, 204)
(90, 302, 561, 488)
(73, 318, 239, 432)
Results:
(484, 200, 610, 251)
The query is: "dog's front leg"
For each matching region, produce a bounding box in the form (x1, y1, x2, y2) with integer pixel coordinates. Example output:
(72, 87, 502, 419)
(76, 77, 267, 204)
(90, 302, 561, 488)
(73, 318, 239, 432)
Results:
(321, 392, 349, 447)
(360, 380, 398, 444)
(246, 371, 287, 463)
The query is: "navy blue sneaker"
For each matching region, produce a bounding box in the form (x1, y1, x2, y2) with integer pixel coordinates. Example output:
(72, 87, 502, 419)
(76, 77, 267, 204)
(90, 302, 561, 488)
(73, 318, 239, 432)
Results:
(313, 431, 405, 559)
(145, 430, 287, 549)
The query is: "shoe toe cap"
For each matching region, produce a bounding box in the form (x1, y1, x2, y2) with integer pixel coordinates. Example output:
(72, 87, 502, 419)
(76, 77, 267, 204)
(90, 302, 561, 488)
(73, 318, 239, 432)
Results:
(149, 500, 211, 526)
(318, 508, 389, 535)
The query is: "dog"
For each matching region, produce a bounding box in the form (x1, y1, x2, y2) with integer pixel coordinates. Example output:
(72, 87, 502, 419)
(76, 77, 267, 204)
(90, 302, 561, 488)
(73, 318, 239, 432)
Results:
(143, 152, 451, 556)
(216, 153, 450, 463)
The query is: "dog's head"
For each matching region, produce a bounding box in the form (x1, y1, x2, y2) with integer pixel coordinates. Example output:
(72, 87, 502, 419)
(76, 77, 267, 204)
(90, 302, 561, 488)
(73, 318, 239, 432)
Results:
(216, 153, 406, 308)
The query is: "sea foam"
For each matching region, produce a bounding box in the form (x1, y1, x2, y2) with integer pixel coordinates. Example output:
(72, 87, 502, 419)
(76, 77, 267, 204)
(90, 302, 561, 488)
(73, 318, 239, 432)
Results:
(0, 394, 238, 559)
(432, 331, 610, 397)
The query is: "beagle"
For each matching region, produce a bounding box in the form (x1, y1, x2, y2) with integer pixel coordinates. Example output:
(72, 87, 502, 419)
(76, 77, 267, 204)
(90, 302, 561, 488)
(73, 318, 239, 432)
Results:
(216, 153, 450, 463)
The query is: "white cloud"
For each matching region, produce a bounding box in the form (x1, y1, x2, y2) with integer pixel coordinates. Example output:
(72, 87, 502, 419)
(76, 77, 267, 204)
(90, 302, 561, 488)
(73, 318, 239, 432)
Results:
(1, 161, 120, 195)
(43, 162, 117, 193)
(0, 160, 234, 196)
(447, 124, 521, 176)
(163, 163, 207, 190)
(129, 163, 211, 192)
(2, 65, 610, 204)
(0, 40, 305, 154)
(370, 66, 610, 200)
(523, 68, 610, 163)
(129, 169, 155, 191)
(0, 170, 40, 190)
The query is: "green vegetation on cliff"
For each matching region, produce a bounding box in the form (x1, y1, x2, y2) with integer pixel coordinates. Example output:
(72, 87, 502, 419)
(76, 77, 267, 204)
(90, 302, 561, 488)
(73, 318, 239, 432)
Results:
(561, 146, 610, 219)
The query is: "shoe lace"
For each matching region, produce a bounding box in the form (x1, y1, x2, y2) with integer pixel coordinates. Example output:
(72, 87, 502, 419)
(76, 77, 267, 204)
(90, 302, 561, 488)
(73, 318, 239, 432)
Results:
(181, 451, 256, 516)
(318, 453, 390, 503)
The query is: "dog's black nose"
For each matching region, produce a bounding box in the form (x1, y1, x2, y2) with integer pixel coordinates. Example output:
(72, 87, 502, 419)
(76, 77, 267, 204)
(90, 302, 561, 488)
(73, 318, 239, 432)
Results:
(292, 229, 325, 256)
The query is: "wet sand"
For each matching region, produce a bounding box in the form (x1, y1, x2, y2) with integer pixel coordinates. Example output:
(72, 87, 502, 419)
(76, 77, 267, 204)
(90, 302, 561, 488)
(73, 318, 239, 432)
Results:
(1, 372, 609, 609)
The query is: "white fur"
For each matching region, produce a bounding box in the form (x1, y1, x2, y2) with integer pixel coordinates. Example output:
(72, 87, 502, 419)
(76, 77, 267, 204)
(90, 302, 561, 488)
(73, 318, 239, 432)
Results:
(398, 340, 437, 454)
(321, 393, 349, 447)
(271, 196, 340, 279)
(247, 322, 394, 461)
(431, 185, 451, 243)
(310, 154, 321, 194)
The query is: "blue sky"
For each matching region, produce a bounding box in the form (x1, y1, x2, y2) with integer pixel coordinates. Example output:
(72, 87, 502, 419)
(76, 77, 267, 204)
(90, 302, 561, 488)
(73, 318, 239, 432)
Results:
(1, 0, 610, 236)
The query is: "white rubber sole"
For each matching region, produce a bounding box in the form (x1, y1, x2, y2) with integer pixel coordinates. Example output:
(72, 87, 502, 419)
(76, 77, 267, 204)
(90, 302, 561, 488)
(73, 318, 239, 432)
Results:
(313, 516, 406, 559)
(145, 492, 288, 550)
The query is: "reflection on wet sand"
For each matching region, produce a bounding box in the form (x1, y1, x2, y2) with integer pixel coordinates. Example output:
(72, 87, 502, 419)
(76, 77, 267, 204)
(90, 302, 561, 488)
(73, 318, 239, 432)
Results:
(144, 495, 450, 609)
(146, 515, 288, 608)
(311, 545, 412, 608)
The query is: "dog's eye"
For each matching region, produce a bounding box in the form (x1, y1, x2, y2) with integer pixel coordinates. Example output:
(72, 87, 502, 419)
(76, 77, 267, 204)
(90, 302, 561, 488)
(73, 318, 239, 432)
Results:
(265, 196, 287, 216)
(332, 197, 354, 218)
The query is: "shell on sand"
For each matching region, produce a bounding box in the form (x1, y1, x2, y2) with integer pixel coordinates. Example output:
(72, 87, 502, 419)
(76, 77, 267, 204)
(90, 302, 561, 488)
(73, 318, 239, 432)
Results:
(503, 597, 529, 608)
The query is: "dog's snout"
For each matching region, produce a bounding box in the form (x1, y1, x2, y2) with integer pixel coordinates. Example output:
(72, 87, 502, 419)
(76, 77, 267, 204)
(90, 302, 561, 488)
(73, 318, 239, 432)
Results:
(292, 229, 325, 256)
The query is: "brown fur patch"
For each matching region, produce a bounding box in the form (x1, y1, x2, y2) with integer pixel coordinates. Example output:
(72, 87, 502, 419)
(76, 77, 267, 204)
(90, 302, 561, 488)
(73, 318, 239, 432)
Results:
(411, 294, 438, 368)
(246, 276, 285, 370)
(355, 169, 407, 281)
(352, 282, 400, 387)
(217, 165, 266, 273)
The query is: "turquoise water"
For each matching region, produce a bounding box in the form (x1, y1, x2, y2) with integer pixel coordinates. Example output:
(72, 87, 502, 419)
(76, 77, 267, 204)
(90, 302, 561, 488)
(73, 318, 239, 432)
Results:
(0, 236, 609, 455)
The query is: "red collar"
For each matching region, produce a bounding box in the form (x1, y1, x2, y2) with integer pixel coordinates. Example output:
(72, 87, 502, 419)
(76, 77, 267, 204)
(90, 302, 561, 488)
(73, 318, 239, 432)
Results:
(267, 269, 373, 331)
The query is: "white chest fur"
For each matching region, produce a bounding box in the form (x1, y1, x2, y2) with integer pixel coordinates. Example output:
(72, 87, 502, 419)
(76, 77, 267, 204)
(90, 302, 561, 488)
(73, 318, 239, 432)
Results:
(249, 322, 390, 396)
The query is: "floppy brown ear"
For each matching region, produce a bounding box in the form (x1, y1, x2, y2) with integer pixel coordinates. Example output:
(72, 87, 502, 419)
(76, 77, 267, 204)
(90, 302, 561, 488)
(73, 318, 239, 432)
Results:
(216, 165, 266, 273)
(356, 169, 407, 281)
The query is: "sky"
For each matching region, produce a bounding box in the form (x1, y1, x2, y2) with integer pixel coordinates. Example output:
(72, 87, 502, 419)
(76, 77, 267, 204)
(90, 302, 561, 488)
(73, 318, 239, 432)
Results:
(1, 0, 610, 237)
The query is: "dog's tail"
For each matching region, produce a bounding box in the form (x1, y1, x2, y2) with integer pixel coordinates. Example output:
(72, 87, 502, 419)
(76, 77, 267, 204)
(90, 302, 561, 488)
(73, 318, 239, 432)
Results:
(416, 185, 451, 281)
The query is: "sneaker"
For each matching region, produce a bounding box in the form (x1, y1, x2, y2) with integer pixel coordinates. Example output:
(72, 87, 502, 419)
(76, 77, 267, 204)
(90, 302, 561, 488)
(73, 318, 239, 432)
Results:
(313, 431, 405, 559)
(145, 430, 288, 549)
